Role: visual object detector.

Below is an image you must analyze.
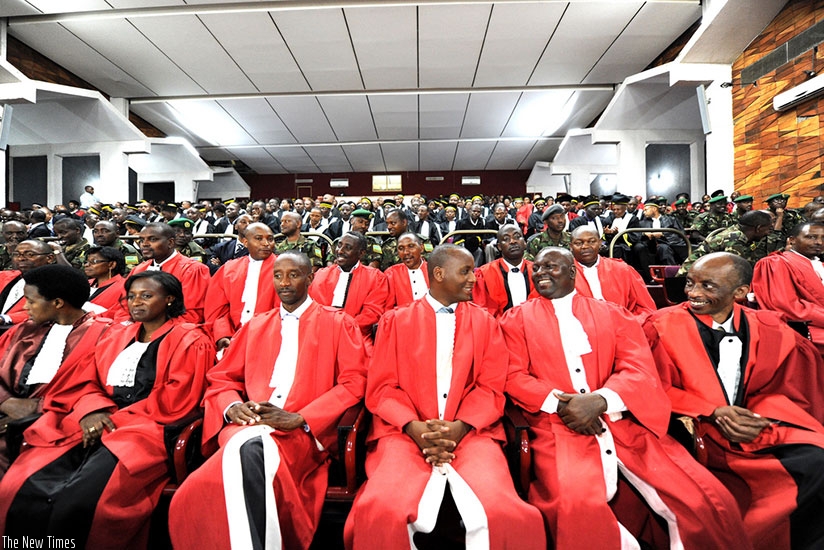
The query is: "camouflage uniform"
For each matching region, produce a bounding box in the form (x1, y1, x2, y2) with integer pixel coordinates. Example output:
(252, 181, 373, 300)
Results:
(0, 246, 13, 271)
(380, 235, 434, 271)
(179, 241, 210, 264)
(671, 210, 696, 230)
(63, 239, 91, 270)
(691, 212, 733, 238)
(775, 208, 805, 241)
(326, 235, 383, 267)
(526, 230, 572, 258)
(113, 239, 142, 272)
(275, 235, 324, 269)
(678, 225, 768, 275)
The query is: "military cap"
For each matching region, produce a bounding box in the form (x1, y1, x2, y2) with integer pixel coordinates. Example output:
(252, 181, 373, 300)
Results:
(351, 208, 373, 220)
(124, 215, 147, 228)
(765, 193, 790, 202)
(674, 198, 689, 206)
(167, 218, 194, 229)
(708, 195, 728, 204)
(542, 204, 565, 220)
(733, 195, 754, 203)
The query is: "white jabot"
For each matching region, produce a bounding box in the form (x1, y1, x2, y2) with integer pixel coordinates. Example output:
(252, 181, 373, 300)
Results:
(25, 324, 74, 385)
(240, 257, 264, 325)
(426, 293, 457, 420)
(2, 279, 25, 314)
(332, 262, 359, 308)
(505, 260, 528, 307)
(712, 316, 743, 404)
(791, 249, 824, 283)
(106, 340, 151, 387)
(651, 217, 662, 230)
(406, 266, 429, 300)
(268, 297, 313, 408)
(148, 249, 179, 272)
(580, 258, 604, 300)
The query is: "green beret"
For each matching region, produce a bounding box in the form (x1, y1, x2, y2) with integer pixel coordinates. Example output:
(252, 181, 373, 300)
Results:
(167, 218, 194, 229)
(674, 198, 688, 206)
(351, 208, 373, 220)
(765, 193, 790, 202)
(708, 195, 728, 204)
(733, 195, 753, 203)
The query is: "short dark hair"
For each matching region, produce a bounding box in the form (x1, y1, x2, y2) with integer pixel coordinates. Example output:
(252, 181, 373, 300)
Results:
(142, 222, 175, 239)
(30, 210, 46, 223)
(53, 217, 82, 231)
(789, 221, 824, 239)
(738, 210, 771, 228)
(124, 271, 186, 318)
(341, 231, 367, 252)
(87, 246, 126, 276)
(275, 250, 312, 273)
(727, 253, 754, 287)
(427, 244, 468, 279)
(23, 265, 90, 309)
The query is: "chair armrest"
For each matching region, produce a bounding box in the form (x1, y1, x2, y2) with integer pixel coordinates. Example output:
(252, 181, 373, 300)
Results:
(503, 403, 532, 497)
(669, 415, 708, 465)
(327, 403, 370, 501)
(5, 413, 42, 463)
(163, 411, 205, 485)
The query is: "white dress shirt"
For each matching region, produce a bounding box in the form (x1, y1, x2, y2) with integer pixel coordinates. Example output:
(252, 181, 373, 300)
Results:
(580, 258, 604, 300)
(425, 293, 457, 420)
(504, 259, 528, 307)
(268, 297, 314, 408)
(240, 257, 264, 325)
(712, 315, 743, 404)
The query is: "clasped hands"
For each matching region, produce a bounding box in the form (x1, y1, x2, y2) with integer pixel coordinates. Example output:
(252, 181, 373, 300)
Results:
(405, 419, 470, 467)
(555, 392, 608, 435)
(228, 400, 305, 431)
(711, 405, 771, 443)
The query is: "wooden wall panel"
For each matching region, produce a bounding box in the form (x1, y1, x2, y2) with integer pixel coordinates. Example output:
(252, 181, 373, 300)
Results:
(733, 0, 824, 207)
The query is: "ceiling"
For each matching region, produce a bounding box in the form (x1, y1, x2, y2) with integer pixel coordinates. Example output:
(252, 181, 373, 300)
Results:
(2, 0, 702, 174)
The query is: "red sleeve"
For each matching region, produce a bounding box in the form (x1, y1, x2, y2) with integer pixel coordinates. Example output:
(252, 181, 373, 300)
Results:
(178, 261, 210, 324)
(752, 255, 824, 326)
(205, 264, 234, 341)
(352, 269, 389, 337)
(501, 306, 555, 412)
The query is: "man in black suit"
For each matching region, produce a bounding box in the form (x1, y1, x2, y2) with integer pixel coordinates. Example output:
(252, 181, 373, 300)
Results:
(324, 202, 354, 241)
(27, 210, 52, 239)
(456, 203, 488, 267)
(411, 204, 441, 244)
(628, 197, 687, 283)
(208, 214, 251, 274)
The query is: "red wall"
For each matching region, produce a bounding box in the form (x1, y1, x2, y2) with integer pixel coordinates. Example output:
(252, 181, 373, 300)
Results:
(243, 170, 529, 200)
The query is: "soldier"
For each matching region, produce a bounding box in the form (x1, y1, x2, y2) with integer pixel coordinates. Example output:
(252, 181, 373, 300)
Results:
(92, 220, 142, 272)
(326, 208, 382, 269)
(0, 221, 27, 271)
(765, 192, 804, 242)
(678, 210, 773, 275)
(527, 204, 571, 258)
(692, 195, 733, 239)
(671, 198, 695, 229)
(51, 217, 90, 270)
(730, 194, 753, 221)
(168, 217, 210, 264)
(274, 211, 323, 272)
(379, 210, 433, 271)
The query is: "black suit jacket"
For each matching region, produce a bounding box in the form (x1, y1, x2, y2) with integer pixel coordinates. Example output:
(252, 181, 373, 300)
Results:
(209, 239, 248, 274)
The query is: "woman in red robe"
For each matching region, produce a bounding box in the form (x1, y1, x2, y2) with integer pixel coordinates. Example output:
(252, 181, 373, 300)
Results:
(83, 245, 127, 315)
(0, 271, 214, 549)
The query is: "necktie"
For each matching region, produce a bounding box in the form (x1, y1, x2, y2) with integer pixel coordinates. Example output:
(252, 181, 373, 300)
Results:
(437, 306, 454, 314)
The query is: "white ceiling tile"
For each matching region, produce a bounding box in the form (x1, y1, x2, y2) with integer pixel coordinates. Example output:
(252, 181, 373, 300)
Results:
(198, 148, 237, 162)
(21, 0, 110, 12)
(460, 92, 521, 138)
(369, 95, 418, 140)
(501, 90, 573, 137)
(1, 0, 43, 16)
(265, 146, 319, 173)
(166, 100, 256, 146)
(317, 96, 378, 142)
(273, 9, 364, 91)
(218, 98, 296, 145)
(453, 142, 495, 171)
(518, 141, 561, 170)
(418, 4, 490, 88)
(128, 15, 257, 94)
(419, 94, 468, 139)
(130, 103, 209, 145)
(485, 140, 537, 170)
(529, 2, 643, 85)
(345, 6, 417, 89)
(381, 142, 418, 172)
(199, 13, 310, 92)
(473, 3, 567, 87)
(305, 146, 353, 173)
(266, 96, 336, 143)
(342, 144, 385, 172)
(229, 148, 285, 173)
(419, 142, 458, 171)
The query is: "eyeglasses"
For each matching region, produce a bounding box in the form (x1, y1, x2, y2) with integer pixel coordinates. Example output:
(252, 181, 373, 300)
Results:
(11, 251, 52, 260)
(84, 259, 110, 265)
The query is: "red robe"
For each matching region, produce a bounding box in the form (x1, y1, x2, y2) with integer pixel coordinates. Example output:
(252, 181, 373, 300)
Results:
(87, 275, 127, 313)
(205, 254, 280, 342)
(0, 313, 107, 475)
(344, 299, 545, 550)
(384, 261, 429, 308)
(169, 302, 368, 550)
(645, 303, 824, 550)
(308, 263, 388, 338)
(0, 271, 27, 325)
(111, 252, 210, 324)
(752, 251, 824, 353)
(501, 295, 748, 549)
(0, 318, 213, 548)
(473, 258, 534, 317)
(574, 257, 656, 323)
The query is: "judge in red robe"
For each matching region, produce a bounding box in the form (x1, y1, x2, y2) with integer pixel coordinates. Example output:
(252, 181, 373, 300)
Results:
(645, 252, 824, 550)
(751, 222, 824, 354)
(0, 271, 213, 549)
(83, 245, 128, 315)
(205, 223, 280, 350)
(169, 252, 368, 550)
(0, 266, 109, 476)
(0, 240, 59, 327)
(308, 232, 388, 338)
(345, 245, 545, 550)
(384, 232, 429, 308)
(111, 223, 209, 324)
(501, 247, 749, 550)
(473, 224, 534, 317)
(570, 225, 656, 322)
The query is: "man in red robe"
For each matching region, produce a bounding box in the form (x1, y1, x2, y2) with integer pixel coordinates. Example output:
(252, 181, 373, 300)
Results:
(0, 240, 58, 327)
(751, 221, 824, 354)
(114, 223, 209, 323)
(309, 232, 388, 339)
(473, 224, 534, 317)
(205, 222, 280, 351)
(345, 245, 545, 550)
(384, 232, 429, 308)
(645, 252, 824, 550)
(501, 247, 749, 549)
(169, 252, 368, 550)
(570, 225, 656, 322)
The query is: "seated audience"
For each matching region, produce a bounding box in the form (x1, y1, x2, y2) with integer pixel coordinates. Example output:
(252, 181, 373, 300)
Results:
(0, 240, 57, 327)
(474, 224, 533, 317)
(83, 246, 127, 315)
(51, 217, 90, 270)
(384, 232, 429, 308)
(92, 220, 141, 272)
(678, 210, 773, 275)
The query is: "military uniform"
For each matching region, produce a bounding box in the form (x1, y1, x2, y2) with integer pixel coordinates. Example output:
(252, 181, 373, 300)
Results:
(179, 241, 210, 264)
(526, 230, 572, 258)
(678, 225, 768, 275)
(275, 235, 324, 268)
(326, 234, 383, 267)
(380, 235, 434, 271)
(63, 239, 91, 270)
(691, 211, 733, 237)
(775, 208, 805, 240)
(671, 209, 696, 229)
(113, 238, 142, 272)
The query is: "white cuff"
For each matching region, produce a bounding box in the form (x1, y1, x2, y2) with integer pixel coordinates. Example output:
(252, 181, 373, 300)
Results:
(223, 401, 243, 423)
(593, 388, 626, 422)
(539, 389, 564, 415)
